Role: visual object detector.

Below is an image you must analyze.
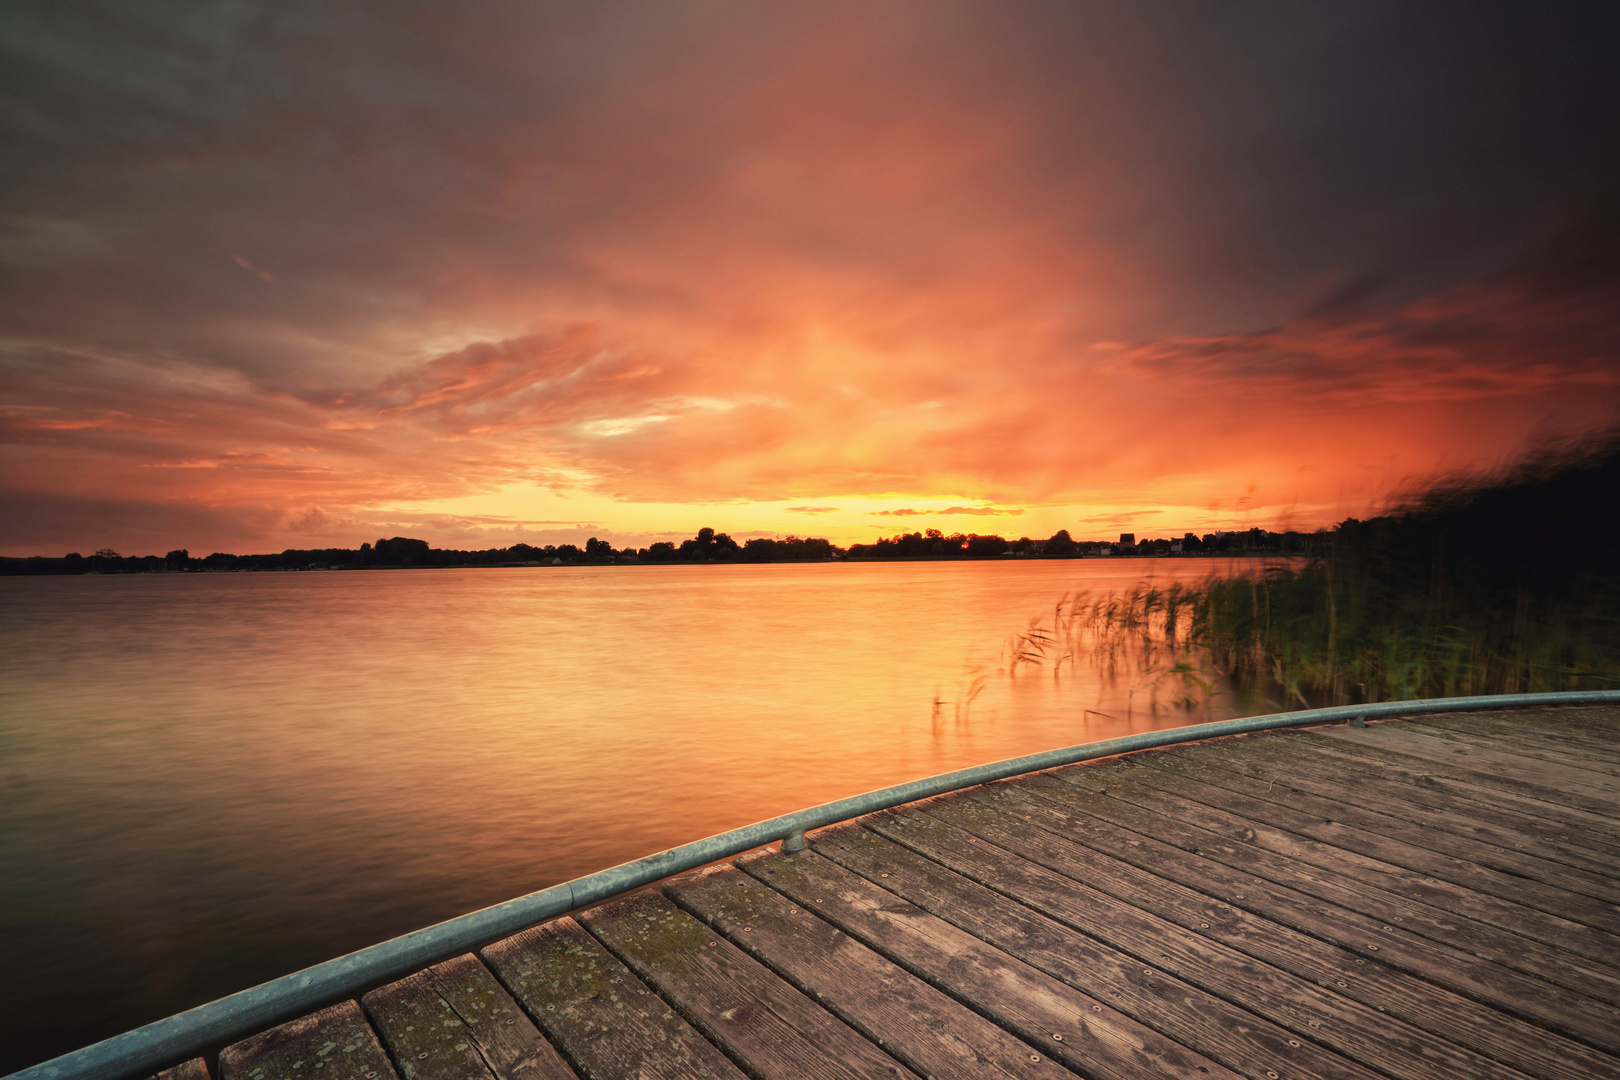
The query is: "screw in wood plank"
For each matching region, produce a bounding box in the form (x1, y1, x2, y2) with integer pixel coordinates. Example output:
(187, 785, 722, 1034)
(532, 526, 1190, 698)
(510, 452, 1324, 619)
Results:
(1052, 1034, 1064, 1041)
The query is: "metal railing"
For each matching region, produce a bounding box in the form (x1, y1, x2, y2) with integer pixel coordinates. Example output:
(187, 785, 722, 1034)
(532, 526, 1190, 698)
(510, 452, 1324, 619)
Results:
(12, 689, 1620, 1080)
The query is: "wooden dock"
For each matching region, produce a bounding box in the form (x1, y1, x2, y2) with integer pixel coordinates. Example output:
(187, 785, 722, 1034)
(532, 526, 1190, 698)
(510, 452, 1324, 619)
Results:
(167, 706, 1620, 1080)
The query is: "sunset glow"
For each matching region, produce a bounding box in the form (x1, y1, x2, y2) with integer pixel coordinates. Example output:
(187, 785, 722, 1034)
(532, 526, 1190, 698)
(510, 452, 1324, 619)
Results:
(3, 3, 1616, 555)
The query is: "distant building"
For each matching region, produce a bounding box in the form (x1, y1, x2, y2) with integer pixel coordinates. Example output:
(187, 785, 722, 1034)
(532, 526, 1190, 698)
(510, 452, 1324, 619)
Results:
(1119, 533, 1135, 546)
(1098, 544, 1114, 555)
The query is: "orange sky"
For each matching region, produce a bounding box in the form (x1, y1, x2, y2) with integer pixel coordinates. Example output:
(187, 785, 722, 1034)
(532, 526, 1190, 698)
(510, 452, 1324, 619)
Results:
(2, 3, 1617, 555)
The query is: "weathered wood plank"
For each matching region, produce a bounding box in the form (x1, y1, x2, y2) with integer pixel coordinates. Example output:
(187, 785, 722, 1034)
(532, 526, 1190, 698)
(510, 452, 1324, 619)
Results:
(734, 843, 1241, 1080)
(362, 953, 575, 1080)
(480, 916, 744, 1080)
(821, 812, 1395, 1080)
(1264, 731, 1620, 845)
(1459, 727, 1620, 770)
(998, 769, 1620, 1038)
(219, 1000, 396, 1080)
(665, 862, 1072, 1080)
(1504, 706, 1620, 748)
(829, 810, 1509, 1080)
(1159, 742, 1620, 900)
(1313, 725, 1620, 815)
(1409, 712, 1620, 766)
(1099, 749, 1620, 936)
(911, 783, 1620, 1076)
(1055, 758, 1620, 987)
(1402, 720, 1620, 775)
(576, 891, 914, 1080)
(149, 1059, 210, 1080)
(1417, 712, 1620, 755)
(1217, 735, 1620, 872)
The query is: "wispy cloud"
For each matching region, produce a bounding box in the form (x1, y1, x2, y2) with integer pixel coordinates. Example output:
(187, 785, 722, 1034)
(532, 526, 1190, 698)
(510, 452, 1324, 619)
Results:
(232, 255, 274, 283)
(871, 505, 1024, 517)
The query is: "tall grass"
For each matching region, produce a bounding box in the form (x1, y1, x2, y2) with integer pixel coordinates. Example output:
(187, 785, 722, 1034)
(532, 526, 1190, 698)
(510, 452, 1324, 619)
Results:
(1007, 424, 1620, 712)
(1004, 584, 1229, 716)
(1191, 426, 1620, 706)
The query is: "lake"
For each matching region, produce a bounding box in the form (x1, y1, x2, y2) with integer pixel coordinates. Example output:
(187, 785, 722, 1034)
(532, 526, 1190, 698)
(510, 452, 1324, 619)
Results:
(0, 558, 1272, 1071)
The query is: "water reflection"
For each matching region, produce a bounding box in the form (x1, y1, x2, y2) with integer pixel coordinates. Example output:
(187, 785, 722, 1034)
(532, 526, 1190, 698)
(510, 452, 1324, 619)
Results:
(0, 558, 1267, 1070)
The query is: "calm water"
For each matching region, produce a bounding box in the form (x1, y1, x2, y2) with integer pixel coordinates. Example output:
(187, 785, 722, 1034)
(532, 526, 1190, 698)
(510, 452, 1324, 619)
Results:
(0, 559, 1265, 1070)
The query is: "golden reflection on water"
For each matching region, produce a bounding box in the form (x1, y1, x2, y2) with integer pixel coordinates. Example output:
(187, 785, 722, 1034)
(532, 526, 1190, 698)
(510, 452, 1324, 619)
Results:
(0, 558, 1266, 1070)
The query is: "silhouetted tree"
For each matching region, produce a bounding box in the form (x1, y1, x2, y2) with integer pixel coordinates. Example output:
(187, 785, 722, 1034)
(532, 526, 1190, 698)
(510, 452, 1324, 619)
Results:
(965, 534, 1008, 557)
(373, 537, 430, 565)
(1044, 529, 1076, 556)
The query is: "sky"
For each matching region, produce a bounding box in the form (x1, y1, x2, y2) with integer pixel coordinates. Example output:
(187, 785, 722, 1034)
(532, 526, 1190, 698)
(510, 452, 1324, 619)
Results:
(2, 1, 1617, 556)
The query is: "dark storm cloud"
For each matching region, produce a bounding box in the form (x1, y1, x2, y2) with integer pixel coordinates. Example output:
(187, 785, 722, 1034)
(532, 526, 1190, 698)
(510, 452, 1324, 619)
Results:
(2, 1, 1618, 552)
(1123, 212, 1620, 402)
(6, 1, 1615, 361)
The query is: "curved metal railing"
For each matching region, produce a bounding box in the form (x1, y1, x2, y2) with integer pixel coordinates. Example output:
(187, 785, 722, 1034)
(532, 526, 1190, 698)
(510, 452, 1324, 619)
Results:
(12, 689, 1620, 1080)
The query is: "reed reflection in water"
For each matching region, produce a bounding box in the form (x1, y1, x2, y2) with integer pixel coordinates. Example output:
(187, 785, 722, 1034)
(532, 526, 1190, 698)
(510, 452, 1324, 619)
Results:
(0, 557, 1264, 1071)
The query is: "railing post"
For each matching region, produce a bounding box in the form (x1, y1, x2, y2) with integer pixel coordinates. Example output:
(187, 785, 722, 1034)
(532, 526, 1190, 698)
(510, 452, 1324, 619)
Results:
(781, 829, 807, 853)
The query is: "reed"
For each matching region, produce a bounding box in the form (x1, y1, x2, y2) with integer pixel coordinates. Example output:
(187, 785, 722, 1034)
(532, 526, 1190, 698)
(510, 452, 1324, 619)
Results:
(1198, 427, 1620, 705)
(1003, 583, 1229, 715)
(1005, 424, 1620, 712)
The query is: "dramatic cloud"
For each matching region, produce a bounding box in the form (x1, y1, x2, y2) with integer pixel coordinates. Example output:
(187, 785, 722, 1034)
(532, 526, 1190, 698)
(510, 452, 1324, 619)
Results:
(2, 2, 1617, 553)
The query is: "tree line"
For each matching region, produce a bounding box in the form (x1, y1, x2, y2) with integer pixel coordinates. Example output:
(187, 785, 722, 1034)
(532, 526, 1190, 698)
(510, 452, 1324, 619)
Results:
(3, 524, 1328, 573)
(0, 529, 842, 573)
(1, 523, 1323, 574)
(843, 527, 1321, 559)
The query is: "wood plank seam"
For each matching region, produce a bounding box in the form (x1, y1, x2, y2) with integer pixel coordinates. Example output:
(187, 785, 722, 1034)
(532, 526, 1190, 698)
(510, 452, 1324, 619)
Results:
(1117, 751, 1620, 932)
(1186, 735, 1620, 874)
(991, 767, 1620, 1053)
(889, 785, 1619, 1078)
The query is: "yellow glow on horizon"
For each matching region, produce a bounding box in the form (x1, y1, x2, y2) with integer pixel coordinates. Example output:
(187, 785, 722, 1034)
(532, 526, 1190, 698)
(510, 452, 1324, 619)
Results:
(383, 481, 1340, 548)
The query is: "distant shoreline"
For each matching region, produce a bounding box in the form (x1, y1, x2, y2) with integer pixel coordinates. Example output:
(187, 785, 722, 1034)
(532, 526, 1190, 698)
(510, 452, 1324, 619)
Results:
(0, 525, 1322, 575)
(0, 551, 1302, 576)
